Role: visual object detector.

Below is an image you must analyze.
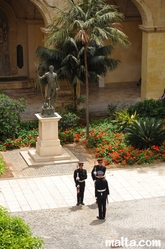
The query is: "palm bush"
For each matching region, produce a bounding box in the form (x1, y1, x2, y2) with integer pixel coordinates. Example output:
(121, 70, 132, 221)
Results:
(125, 117, 165, 149)
(112, 111, 137, 132)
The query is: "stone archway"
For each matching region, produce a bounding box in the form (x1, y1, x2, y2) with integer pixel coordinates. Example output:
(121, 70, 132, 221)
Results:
(0, 0, 47, 80)
(131, 0, 165, 99)
(29, 0, 52, 26)
(109, 0, 165, 100)
(131, 0, 154, 27)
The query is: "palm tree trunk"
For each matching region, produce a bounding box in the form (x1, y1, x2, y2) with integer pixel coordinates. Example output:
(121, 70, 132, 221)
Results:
(73, 83, 77, 112)
(84, 44, 89, 138)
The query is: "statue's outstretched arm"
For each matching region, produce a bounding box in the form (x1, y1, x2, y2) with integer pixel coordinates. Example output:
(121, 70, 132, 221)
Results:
(38, 74, 46, 79)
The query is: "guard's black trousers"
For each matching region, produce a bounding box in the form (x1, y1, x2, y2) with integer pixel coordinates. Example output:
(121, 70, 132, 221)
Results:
(77, 182, 85, 204)
(97, 197, 107, 219)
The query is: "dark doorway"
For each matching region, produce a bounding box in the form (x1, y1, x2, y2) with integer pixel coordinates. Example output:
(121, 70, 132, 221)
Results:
(0, 9, 9, 76)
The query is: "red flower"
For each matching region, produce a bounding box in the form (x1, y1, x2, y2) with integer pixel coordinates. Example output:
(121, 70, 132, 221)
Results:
(104, 160, 109, 166)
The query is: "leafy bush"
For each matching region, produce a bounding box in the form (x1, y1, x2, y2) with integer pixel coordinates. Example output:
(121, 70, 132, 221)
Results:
(0, 93, 26, 141)
(112, 111, 137, 132)
(0, 155, 5, 175)
(0, 206, 44, 249)
(127, 99, 165, 119)
(59, 111, 80, 130)
(125, 117, 165, 149)
(19, 120, 38, 131)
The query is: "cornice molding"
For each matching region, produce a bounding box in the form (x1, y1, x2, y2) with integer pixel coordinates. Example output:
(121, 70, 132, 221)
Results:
(139, 25, 165, 33)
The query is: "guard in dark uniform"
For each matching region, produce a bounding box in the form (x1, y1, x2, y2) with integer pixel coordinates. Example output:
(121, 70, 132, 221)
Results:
(91, 159, 106, 181)
(74, 162, 87, 206)
(95, 171, 109, 220)
(91, 159, 106, 203)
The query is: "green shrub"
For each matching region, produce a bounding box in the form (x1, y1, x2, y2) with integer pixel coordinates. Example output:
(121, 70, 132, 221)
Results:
(0, 93, 26, 141)
(0, 155, 5, 175)
(19, 120, 38, 131)
(112, 111, 137, 132)
(125, 117, 165, 149)
(0, 206, 44, 249)
(127, 99, 165, 119)
(59, 111, 80, 130)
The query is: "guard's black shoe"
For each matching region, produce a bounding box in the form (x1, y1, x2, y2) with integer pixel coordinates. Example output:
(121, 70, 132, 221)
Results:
(97, 216, 104, 220)
(81, 203, 85, 205)
(76, 203, 80, 206)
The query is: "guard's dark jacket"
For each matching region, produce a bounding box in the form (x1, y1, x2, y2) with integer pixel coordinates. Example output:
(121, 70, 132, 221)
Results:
(74, 168, 87, 187)
(91, 165, 106, 181)
(95, 177, 109, 199)
(73, 168, 87, 205)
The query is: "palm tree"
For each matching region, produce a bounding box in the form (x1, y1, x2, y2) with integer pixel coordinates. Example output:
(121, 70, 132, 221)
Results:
(36, 40, 120, 111)
(39, 0, 130, 137)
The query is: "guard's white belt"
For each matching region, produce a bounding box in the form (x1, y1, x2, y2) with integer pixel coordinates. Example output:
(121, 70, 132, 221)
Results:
(79, 180, 85, 183)
(97, 188, 106, 192)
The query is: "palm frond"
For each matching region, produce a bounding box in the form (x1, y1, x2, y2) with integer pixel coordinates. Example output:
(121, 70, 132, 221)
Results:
(61, 54, 79, 67)
(63, 38, 78, 53)
(96, 45, 114, 56)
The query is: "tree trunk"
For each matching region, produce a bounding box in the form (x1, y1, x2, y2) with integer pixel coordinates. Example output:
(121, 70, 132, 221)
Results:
(73, 83, 77, 112)
(84, 44, 89, 138)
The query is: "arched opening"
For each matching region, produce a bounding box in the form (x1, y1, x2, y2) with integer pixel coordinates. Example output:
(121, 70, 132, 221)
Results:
(0, 0, 46, 82)
(0, 9, 9, 76)
(104, 0, 142, 87)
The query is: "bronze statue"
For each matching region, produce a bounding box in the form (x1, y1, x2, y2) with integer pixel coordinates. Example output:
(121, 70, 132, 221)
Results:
(38, 65, 60, 117)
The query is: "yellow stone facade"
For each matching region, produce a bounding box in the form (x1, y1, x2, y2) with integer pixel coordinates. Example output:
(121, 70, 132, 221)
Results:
(0, 0, 165, 100)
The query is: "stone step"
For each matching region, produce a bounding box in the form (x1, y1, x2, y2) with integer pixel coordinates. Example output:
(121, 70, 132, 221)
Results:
(0, 79, 33, 90)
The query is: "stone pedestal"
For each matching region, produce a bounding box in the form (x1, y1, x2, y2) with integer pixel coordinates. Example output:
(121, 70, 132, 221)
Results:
(20, 112, 79, 166)
(35, 113, 62, 156)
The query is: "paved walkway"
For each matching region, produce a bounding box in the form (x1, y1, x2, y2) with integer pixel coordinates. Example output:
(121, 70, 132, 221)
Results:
(0, 159, 165, 212)
(1, 155, 165, 248)
(15, 197, 165, 249)
(0, 164, 165, 249)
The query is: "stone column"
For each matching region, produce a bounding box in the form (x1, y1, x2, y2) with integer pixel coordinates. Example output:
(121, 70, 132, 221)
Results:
(140, 26, 165, 99)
